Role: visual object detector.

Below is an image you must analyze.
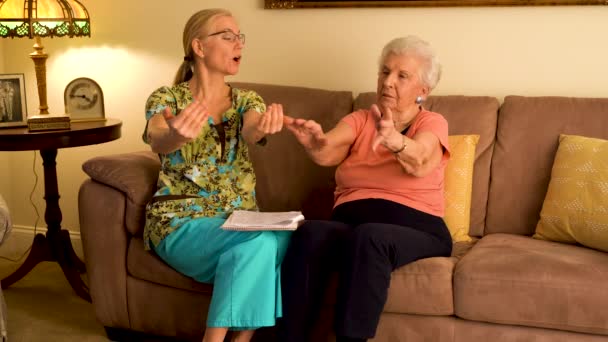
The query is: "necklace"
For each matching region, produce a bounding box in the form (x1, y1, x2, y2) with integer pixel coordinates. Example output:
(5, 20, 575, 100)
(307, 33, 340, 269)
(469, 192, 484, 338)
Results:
(393, 118, 413, 131)
(393, 106, 422, 131)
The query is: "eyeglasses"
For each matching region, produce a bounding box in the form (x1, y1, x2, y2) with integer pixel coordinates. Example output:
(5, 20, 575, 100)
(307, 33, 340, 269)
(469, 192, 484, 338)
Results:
(206, 30, 246, 44)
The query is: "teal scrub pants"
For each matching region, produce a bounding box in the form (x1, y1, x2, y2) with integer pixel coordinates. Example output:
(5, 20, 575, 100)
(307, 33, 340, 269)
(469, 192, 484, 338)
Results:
(154, 217, 292, 329)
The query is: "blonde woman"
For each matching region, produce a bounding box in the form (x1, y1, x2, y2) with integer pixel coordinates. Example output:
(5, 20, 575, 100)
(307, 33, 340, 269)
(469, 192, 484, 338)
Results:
(143, 9, 289, 342)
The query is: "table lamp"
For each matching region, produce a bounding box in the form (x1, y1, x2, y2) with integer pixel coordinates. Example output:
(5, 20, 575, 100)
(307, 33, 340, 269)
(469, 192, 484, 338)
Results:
(0, 0, 90, 131)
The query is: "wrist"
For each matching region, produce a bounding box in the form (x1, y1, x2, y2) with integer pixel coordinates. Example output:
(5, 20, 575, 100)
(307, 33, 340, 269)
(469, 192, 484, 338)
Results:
(390, 134, 407, 154)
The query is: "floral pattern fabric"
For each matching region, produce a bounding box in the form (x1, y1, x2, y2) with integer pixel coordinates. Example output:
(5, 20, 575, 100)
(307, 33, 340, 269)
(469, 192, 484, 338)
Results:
(142, 82, 266, 249)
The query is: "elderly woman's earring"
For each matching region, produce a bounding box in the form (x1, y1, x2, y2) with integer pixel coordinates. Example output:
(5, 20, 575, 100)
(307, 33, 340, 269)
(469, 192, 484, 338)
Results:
(415, 96, 424, 104)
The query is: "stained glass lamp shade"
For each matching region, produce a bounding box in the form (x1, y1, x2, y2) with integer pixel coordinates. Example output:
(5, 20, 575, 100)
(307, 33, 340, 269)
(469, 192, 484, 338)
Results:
(0, 0, 90, 131)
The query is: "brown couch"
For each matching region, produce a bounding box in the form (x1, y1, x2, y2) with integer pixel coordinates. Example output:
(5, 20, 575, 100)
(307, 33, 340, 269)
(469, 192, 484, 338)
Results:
(78, 82, 608, 341)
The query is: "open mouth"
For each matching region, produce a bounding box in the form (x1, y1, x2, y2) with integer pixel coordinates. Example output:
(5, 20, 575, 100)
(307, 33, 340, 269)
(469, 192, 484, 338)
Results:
(233, 56, 241, 62)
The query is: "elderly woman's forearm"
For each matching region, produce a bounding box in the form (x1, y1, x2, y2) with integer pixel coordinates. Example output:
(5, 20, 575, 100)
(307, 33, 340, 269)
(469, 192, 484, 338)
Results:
(306, 146, 347, 167)
(395, 142, 442, 177)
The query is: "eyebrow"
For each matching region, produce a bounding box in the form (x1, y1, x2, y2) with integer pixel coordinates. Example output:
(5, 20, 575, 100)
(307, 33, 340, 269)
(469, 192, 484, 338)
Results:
(382, 65, 410, 75)
(215, 29, 240, 34)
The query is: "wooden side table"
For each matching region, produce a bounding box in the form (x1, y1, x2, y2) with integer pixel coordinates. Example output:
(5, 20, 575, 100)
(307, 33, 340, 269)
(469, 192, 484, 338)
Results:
(0, 119, 122, 302)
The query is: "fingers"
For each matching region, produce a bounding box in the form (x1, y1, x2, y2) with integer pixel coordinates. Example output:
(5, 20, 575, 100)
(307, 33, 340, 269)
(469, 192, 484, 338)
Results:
(167, 99, 209, 140)
(174, 102, 204, 136)
(284, 117, 326, 149)
(283, 115, 294, 125)
(303, 119, 322, 134)
(259, 103, 284, 134)
(283, 117, 319, 136)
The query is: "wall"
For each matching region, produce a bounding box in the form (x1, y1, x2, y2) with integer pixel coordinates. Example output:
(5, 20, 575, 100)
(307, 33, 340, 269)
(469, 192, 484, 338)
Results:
(2, 0, 608, 232)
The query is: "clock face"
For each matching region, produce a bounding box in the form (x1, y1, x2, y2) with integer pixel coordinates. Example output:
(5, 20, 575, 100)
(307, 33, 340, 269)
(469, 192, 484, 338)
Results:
(64, 77, 105, 122)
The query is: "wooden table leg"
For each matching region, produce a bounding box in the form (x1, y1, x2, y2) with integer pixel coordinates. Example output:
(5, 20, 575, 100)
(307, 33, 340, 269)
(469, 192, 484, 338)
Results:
(0, 233, 52, 287)
(0, 149, 91, 302)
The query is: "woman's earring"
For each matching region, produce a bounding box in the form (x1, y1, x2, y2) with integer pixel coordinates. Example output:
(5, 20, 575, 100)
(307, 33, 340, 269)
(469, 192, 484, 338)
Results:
(415, 96, 424, 104)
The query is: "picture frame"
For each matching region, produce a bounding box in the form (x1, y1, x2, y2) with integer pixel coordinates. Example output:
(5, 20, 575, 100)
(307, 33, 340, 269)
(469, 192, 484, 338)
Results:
(0, 73, 27, 128)
(265, 0, 606, 8)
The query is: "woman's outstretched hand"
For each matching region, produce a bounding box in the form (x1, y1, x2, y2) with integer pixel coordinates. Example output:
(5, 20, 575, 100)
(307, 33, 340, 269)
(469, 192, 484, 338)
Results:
(284, 115, 328, 151)
(257, 103, 284, 135)
(370, 104, 400, 152)
(162, 98, 210, 142)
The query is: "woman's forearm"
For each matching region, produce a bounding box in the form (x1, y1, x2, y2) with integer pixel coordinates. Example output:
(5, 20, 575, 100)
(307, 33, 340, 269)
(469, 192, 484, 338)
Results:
(148, 125, 189, 154)
(241, 123, 266, 146)
(394, 135, 442, 177)
(304, 144, 348, 167)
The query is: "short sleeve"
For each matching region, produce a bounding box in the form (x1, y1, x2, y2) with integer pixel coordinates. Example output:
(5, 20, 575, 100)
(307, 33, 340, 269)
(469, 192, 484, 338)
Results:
(414, 111, 450, 158)
(142, 86, 178, 144)
(340, 110, 368, 138)
(235, 89, 266, 115)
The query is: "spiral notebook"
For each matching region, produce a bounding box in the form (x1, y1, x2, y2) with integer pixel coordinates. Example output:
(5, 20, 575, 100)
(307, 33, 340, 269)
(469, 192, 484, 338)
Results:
(221, 210, 305, 231)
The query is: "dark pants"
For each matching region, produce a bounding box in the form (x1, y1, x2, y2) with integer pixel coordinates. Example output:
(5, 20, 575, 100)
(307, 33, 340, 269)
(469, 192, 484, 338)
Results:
(278, 199, 453, 341)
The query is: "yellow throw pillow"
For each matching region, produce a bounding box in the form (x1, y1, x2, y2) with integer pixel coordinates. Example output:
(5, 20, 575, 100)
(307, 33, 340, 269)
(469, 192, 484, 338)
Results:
(534, 134, 608, 252)
(444, 135, 480, 242)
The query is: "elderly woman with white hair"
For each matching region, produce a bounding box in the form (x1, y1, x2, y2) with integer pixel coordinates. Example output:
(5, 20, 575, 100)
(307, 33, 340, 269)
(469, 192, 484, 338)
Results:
(279, 36, 452, 342)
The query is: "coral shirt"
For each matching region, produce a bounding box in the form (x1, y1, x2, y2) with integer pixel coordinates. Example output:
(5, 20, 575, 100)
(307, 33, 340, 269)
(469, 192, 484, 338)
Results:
(334, 108, 450, 217)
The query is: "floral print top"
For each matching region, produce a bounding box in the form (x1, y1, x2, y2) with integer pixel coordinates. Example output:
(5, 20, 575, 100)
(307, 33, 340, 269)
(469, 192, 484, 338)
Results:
(142, 82, 266, 250)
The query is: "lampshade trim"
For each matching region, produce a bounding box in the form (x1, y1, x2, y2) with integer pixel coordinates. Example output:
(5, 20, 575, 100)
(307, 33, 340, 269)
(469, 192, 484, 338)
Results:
(0, 0, 91, 38)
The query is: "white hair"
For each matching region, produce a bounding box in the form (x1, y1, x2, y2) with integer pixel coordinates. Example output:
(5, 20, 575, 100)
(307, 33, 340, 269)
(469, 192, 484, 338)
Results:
(378, 36, 442, 91)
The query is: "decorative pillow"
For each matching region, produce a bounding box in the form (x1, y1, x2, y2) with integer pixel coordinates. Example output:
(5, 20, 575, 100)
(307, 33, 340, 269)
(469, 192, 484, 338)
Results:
(444, 135, 480, 242)
(534, 134, 608, 252)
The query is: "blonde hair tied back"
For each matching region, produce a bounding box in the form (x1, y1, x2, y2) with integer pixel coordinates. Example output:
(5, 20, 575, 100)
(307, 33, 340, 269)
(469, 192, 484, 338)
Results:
(173, 8, 232, 85)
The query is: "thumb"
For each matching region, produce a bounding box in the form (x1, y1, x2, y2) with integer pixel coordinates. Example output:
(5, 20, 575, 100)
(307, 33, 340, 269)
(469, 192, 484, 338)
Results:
(383, 106, 394, 122)
(370, 104, 382, 121)
(371, 133, 382, 152)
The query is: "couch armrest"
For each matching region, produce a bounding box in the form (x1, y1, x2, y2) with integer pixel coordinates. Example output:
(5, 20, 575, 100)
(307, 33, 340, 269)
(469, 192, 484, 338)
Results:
(79, 151, 160, 329)
(79, 179, 131, 329)
(82, 151, 160, 236)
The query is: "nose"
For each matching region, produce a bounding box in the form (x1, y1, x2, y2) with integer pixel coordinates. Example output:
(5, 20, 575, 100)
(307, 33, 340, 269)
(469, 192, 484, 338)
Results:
(383, 74, 395, 89)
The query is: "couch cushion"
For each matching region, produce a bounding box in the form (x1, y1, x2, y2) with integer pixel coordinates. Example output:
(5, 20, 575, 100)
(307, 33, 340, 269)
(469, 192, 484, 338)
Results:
(127, 237, 213, 294)
(486, 96, 608, 236)
(233, 82, 353, 220)
(534, 134, 608, 252)
(354, 94, 498, 238)
(83, 151, 160, 236)
(384, 241, 474, 315)
(319, 241, 473, 318)
(454, 233, 608, 335)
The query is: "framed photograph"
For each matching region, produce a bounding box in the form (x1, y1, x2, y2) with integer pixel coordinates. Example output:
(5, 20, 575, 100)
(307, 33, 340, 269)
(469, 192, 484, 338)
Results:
(265, 0, 606, 8)
(0, 73, 27, 128)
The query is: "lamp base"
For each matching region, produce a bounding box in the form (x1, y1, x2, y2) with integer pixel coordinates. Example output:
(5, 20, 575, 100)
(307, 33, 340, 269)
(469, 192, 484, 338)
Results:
(27, 114, 71, 131)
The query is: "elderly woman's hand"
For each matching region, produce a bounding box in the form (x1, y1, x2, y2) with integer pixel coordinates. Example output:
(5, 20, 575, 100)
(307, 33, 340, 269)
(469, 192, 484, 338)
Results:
(284, 116, 328, 151)
(370, 104, 405, 152)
